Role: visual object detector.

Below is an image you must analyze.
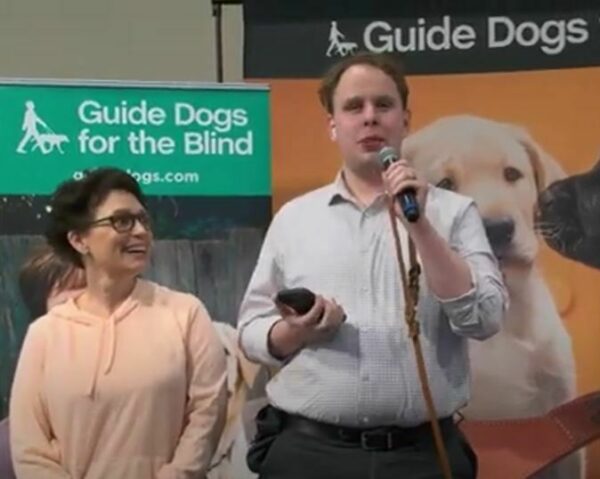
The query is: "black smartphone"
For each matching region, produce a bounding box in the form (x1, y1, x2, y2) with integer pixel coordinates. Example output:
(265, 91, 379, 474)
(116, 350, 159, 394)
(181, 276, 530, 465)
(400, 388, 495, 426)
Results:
(275, 287, 316, 315)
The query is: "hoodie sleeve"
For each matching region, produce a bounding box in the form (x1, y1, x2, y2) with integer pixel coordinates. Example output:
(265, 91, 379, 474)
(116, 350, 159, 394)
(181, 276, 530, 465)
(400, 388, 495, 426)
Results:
(10, 322, 72, 479)
(157, 301, 227, 479)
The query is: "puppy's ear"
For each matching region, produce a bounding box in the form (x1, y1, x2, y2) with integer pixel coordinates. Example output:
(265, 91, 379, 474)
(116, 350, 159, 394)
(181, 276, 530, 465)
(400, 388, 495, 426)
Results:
(400, 129, 420, 163)
(509, 126, 566, 193)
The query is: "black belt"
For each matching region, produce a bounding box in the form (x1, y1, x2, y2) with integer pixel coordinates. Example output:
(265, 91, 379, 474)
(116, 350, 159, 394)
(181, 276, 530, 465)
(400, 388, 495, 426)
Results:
(283, 413, 453, 451)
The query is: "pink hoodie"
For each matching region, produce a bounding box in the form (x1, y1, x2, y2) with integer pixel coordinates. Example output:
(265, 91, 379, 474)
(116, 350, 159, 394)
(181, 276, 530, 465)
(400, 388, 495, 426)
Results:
(10, 279, 227, 479)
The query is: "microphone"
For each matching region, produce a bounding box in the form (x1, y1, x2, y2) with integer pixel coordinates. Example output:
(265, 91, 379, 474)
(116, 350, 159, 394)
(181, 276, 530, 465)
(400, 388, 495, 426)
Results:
(378, 146, 420, 223)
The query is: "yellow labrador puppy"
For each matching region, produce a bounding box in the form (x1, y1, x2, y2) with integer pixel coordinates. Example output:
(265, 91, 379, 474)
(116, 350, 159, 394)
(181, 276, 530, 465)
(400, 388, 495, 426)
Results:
(403, 115, 581, 479)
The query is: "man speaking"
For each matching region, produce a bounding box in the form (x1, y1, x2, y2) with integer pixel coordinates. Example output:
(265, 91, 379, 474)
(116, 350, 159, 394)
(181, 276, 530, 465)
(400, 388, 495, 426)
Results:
(237, 52, 507, 479)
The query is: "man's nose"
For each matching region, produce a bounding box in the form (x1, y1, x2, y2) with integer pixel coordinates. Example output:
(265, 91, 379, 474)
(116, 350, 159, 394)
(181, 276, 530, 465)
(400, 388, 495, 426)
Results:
(362, 103, 378, 125)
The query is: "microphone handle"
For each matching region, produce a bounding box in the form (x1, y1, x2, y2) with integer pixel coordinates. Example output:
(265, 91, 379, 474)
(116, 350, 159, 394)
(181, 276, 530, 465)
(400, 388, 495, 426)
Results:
(397, 189, 420, 223)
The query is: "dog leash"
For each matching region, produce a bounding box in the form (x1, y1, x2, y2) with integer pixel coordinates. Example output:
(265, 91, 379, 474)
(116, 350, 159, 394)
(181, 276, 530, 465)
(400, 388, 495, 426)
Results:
(386, 196, 454, 479)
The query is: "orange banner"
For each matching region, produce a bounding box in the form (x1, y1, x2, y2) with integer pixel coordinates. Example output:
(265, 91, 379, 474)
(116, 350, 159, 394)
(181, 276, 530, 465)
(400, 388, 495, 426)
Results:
(259, 67, 600, 477)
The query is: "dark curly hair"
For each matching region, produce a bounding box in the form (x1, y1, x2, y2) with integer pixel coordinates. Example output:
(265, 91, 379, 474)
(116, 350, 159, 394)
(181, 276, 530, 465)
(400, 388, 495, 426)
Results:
(45, 167, 146, 267)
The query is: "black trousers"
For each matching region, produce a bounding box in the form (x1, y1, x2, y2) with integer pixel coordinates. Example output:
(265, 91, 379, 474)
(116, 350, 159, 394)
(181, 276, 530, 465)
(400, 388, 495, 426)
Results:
(249, 406, 477, 479)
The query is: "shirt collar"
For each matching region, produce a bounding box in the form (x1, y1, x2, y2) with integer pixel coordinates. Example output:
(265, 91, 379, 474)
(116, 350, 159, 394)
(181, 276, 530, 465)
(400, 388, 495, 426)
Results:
(327, 170, 387, 210)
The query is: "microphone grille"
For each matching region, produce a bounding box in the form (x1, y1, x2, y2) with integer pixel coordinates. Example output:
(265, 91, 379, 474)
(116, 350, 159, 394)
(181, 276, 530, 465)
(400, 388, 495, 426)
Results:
(378, 146, 398, 170)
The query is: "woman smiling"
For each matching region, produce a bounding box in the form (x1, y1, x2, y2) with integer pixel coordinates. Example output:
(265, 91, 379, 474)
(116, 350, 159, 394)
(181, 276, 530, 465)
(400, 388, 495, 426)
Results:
(9, 167, 227, 479)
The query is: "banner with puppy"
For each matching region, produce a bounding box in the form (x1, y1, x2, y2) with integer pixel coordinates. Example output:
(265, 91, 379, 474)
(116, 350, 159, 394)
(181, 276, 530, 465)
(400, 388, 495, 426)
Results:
(244, 1, 600, 477)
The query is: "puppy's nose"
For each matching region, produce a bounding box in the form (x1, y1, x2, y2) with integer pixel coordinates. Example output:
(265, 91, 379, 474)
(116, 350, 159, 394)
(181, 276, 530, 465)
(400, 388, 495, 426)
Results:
(484, 217, 515, 256)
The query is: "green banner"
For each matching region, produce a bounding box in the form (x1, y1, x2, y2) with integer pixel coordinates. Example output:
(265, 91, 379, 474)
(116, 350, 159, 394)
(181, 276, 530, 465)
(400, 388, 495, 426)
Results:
(0, 79, 271, 196)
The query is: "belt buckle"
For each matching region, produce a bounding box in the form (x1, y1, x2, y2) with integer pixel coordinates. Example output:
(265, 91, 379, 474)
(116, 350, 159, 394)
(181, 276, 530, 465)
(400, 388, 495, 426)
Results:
(360, 430, 394, 451)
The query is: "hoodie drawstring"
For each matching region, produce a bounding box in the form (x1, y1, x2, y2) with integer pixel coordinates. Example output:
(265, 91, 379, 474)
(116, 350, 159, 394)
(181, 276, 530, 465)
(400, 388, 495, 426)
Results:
(86, 316, 117, 397)
(87, 322, 106, 397)
(104, 316, 116, 375)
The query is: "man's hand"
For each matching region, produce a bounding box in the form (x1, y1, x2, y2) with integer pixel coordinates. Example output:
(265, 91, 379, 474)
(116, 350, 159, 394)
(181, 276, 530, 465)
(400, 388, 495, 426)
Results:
(382, 159, 428, 223)
(268, 295, 345, 359)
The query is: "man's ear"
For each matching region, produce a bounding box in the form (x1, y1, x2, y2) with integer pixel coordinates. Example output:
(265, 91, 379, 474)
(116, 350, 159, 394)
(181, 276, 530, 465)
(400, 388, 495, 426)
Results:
(403, 108, 412, 131)
(328, 116, 337, 141)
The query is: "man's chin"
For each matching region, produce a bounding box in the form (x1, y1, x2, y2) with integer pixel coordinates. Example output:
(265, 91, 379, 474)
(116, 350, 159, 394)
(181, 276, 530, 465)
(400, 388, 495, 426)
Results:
(354, 151, 381, 166)
(360, 146, 383, 158)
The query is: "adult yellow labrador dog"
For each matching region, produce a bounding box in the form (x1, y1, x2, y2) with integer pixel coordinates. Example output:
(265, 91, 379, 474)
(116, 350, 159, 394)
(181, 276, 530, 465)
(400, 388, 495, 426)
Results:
(403, 115, 581, 479)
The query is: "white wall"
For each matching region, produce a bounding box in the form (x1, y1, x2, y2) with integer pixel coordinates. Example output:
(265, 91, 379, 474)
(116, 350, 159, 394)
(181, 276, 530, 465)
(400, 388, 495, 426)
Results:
(0, 0, 243, 83)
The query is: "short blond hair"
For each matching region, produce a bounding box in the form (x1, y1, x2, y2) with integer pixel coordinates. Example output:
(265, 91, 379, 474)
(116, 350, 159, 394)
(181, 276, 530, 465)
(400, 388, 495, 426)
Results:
(18, 244, 85, 319)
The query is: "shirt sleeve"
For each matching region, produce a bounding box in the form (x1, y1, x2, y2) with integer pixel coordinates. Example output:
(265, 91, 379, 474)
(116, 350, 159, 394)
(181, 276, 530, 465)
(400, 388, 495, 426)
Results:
(10, 322, 72, 479)
(157, 302, 227, 479)
(237, 210, 288, 367)
(436, 201, 509, 340)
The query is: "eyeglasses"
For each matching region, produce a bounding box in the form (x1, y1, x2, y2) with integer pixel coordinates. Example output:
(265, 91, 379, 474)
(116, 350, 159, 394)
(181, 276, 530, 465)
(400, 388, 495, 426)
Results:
(86, 211, 152, 234)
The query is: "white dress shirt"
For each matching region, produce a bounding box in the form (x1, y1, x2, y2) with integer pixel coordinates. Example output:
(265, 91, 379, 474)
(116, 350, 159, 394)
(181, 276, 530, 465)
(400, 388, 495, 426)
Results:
(238, 174, 507, 428)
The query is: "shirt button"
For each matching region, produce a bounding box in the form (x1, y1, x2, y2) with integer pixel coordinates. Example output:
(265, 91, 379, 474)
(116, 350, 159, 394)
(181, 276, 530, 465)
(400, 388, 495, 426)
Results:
(361, 417, 370, 425)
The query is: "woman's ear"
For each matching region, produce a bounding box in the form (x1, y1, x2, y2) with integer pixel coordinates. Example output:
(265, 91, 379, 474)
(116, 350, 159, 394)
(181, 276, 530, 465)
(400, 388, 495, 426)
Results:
(67, 230, 88, 255)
